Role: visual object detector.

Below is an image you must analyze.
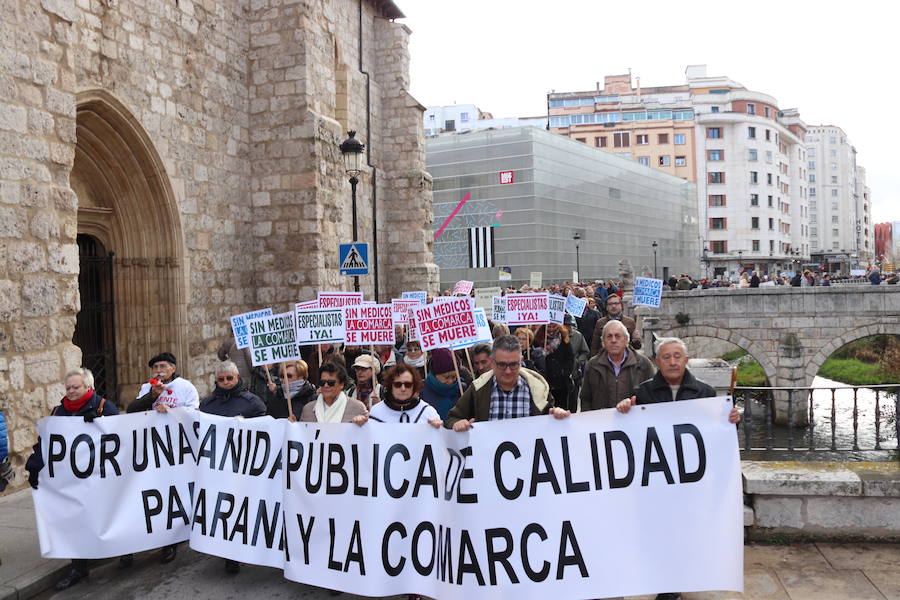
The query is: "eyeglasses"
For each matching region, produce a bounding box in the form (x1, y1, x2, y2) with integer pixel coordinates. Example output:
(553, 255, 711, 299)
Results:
(283, 373, 298, 380)
(494, 361, 521, 371)
(392, 381, 414, 389)
(216, 375, 236, 382)
(320, 379, 338, 387)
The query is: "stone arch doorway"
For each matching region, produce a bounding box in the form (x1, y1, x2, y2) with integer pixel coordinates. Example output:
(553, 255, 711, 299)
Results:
(71, 90, 187, 404)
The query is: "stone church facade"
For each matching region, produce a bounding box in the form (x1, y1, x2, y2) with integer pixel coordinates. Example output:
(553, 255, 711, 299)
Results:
(0, 0, 438, 473)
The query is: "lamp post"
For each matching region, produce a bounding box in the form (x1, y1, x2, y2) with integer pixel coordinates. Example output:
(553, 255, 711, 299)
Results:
(652, 240, 658, 278)
(737, 250, 743, 274)
(573, 231, 581, 281)
(339, 131, 365, 293)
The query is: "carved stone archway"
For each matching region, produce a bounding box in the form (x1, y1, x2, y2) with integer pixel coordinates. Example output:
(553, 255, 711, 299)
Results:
(72, 90, 187, 403)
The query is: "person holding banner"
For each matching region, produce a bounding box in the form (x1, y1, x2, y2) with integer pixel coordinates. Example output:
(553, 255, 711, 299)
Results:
(420, 348, 466, 420)
(589, 296, 642, 357)
(351, 364, 442, 426)
(267, 360, 316, 420)
(402, 340, 426, 378)
(348, 354, 383, 409)
(299, 363, 368, 423)
(25, 368, 120, 591)
(581, 320, 655, 411)
(446, 335, 570, 431)
(128, 353, 199, 413)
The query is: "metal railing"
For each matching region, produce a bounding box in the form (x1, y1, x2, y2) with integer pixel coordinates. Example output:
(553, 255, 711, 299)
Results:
(733, 384, 899, 461)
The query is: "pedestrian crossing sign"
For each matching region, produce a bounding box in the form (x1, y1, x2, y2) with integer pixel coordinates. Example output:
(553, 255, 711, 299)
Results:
(339, 242, 369, 276)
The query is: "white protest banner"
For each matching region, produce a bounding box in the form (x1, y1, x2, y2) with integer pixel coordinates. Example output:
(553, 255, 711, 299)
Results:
(548, 294, 566, 324)
(296, 299, 319, 310)
(318, 291, 364, 309)
(565, 292, 587, 318)
(633, 277, 664, 308)
(413, 297, 476, 351)
(407, 307, 419, 342)
(247, 311, 301, 365)
(529, 271, 542, 288)
(492, 296, 506, 323)
(401, 291, 428, 305)
(230, 308, 273, 349)
(295, 307, 345, 345)
(33, 399, 742, 600)
(474, 286, 501, 311)
(188, 412, 287, 569)
(504, 292, 549, 326)
(342, 304, 395, 346)
(850, 269, 867, 277)
(32, 410, 198, 559)
(450, 308, 492, 350)
(452, 280, 474, 296)
(391, 299, 420, 326)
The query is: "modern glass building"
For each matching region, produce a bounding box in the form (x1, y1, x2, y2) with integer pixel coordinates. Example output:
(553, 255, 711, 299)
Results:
(427, 127, 699, 288)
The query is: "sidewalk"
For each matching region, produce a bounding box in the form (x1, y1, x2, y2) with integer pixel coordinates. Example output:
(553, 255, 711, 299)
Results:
(1, 487, 899, 600)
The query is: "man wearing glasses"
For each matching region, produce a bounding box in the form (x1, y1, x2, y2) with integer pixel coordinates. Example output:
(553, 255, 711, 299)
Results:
(589, 295, 642, 357)
(445, 335, 570, 431)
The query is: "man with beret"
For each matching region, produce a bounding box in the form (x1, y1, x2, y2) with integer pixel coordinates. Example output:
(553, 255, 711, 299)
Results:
(128, 352, 200, 414)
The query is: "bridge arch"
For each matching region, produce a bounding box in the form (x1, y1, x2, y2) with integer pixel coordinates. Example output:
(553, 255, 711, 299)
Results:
(655, 324, 777, 385)
(805, 323, 900, 382)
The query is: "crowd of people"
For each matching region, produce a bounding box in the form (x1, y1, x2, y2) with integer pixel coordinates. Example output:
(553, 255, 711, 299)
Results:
(21, 283, 742, 600)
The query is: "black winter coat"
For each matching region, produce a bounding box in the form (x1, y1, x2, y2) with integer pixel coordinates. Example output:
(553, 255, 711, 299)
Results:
(632, 368, 717, 405)
(267, 380, 317, 419)
(199, 380, 266, 418)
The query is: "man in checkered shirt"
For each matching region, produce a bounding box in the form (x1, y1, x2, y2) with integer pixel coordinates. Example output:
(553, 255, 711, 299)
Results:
(445, 334, 571, 431)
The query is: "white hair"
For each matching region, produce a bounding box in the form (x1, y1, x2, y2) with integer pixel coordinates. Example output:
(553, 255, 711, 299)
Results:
(215, 361, 240, 376)
(65, 368, 95, 389)
(601, 319, 630, 342)
(655, 337, 688, 356)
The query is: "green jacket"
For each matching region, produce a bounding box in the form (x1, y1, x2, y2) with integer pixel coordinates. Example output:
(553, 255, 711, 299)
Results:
(444, 368, 554, 427)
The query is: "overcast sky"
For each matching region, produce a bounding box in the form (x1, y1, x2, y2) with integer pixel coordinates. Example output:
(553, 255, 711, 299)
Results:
(399, 0, 898, 223)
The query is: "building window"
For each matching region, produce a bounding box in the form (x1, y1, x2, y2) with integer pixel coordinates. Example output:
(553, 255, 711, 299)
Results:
(765, 129, 771, 141)
(808, 147, 816, 157)
(675, 156, 686, 166)
(710, 240, 727, 253)
(832, 215, 839, 224)
(831, 201, 838, 210)
(764, 107, 770, 117)
(638, 156, 650, 166)
(706, 127, 722, 139)
(831, 175, 838, 184)
(576, 137, 586, 143)
(766, 151, 773, 163)
(636, 134, 649, 145)
(810, 214, 817, 224)
(460, 112, 469, 122)
(748, 149, 758, 161)
(657, 133, 669, 144)
(833, 241, 840, 249)
(810, 227, 817, 237)
(711, 106, 720, 113)
(770, 240, 775, 252)
(752, 239, 760, 251)
(829, 136, 837, 144)
(751, 216, 759, 229)
(810, 187, 817, 196)
(444, 119, 455, 131)
(710, 218, 727, 230)
(708, 149, 723, 161)
(830, 149, 837, 157)
(767, 195, 773, 207)
(831, 162, 837, 169)
(613, 132, 630, 147)
(748, 126, 756, 139)
(768, 218, 774, 230)
(809, 161, 816, 170)
(659, 155, 671, 166)
(809, 174, 816, 183)
(595, 136, 607, 147)
(810, 200, 816, 209)
(747, 103, 756, 115)
(750, 194, 759, 206)
(674, 134, 686, 145)
(708, 172, 725, 184)
(831, 188, 838, 197)
(767, 173, 773, 185)
(750, 171, 759, 183)
(708, 195, 726, 207)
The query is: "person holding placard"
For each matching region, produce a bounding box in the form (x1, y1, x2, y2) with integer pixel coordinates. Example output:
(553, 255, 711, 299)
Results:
(348, 354, 383, 409)
(351, 364, 442, 427)
(299, 363, 367, 423)
(420, 348, 466, 420)
(402, 340, 426, 378)
(25, 368, 120, 590)
(267, 360, 316, 420)
(515, 327, 545, 373)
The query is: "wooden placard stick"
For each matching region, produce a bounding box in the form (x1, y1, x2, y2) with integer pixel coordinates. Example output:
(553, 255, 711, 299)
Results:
(450, 349, 464, 396)
(464, 348, 474, 374)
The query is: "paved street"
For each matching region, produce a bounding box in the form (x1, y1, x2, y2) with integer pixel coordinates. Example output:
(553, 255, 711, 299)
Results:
(29, 541, 900, 600)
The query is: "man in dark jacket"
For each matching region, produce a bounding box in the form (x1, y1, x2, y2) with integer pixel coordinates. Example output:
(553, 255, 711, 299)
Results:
(580, 320, 655, 411)
(590, 295, 642, 357)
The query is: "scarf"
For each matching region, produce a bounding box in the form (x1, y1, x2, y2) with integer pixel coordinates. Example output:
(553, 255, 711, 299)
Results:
(314, 391, 348, 423)
(404, 353, 426, 367)
(384, 394, 420, 412)
(288, 379, 305, 396)
(546, 332, 561, 353)
(425, 373, 459, 397)
(63, 389, 93, 413)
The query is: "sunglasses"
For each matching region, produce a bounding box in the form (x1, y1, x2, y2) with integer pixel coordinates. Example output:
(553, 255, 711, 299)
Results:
(320, 379, 338, 387)
(391, 381, 414, 389)
(283, 372, 298, 380)
(494, 361, 521, 371)
(216, 375, 236, 382)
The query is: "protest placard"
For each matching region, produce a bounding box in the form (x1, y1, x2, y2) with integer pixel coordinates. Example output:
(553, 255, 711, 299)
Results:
(407, 306, 419, 342)
(295, 307, 345, 345)
(474, 286, 501, 311)
(401, 290, 428, 305)
(317, 291, 363, 308)
(247, 311, 301, 365)
(452, 280, 474, 296)
(565, 292, 587, 317)
(529, 271, 542, 288)
(492, 296, 506, 323)
(633, 277, 664, 308)
(390, 298, 420, 326)
(548, 294, 566, 324)
(498, 266, 512, 281)
(230, 308, 273, 349)
(413, 297, 476, 351)
(504, 292, 549, 326)
(450, 308, 492, 350)
(296, 299, 318, 310)
(342, 304, 395, 345)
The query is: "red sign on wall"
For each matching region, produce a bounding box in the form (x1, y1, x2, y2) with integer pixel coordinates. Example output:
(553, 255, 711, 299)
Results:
(499, 170, 514, 184)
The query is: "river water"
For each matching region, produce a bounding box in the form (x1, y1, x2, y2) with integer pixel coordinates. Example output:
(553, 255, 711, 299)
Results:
(737, 376, 899, 461)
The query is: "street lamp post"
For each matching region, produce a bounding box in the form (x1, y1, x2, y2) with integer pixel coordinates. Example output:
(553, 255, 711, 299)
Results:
(737, 250, 743, 274)
(339, 131, 365, 293)
(652, 240, 658, 278)
(573, 231, 581, 281)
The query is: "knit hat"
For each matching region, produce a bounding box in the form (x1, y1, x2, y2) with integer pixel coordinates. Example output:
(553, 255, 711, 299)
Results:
(352, 353, 381, 375)
(429, 348, 455, 375)
(148, 352, 177, 367)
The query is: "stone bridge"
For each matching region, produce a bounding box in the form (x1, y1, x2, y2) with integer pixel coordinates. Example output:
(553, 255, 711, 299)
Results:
(637, 286, 900, 421)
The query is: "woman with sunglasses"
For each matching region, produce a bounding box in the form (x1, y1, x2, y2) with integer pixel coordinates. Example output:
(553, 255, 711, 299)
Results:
(352, 363, 442, 426)
(299, 362, 368, 423)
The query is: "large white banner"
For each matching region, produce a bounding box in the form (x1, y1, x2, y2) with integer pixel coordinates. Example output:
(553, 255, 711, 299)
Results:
(32, 398, 743, 599)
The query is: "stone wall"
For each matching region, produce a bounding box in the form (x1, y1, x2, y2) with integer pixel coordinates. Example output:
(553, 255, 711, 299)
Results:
(0, 0, 436, 482)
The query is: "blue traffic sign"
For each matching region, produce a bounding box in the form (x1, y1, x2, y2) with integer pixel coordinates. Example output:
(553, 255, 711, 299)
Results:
(339, 243, 369, 276)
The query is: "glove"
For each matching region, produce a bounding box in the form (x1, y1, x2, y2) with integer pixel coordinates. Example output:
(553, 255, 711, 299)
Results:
(83, 410, 98, 423)
(28, 469, 39, 490)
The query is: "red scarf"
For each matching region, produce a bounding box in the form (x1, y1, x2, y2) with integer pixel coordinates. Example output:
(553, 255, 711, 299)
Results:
(63, 389, 93, 413)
